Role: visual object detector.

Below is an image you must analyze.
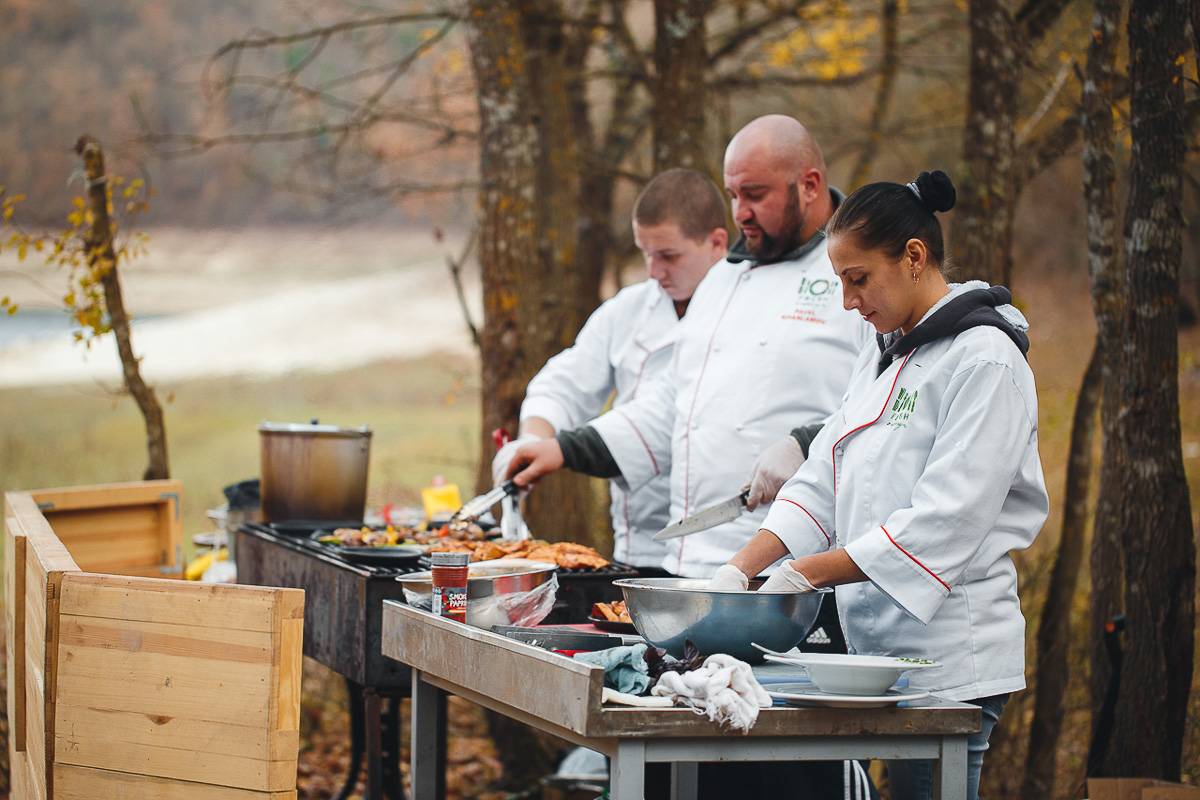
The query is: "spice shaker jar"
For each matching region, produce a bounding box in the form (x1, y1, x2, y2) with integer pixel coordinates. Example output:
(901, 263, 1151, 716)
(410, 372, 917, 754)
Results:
(430, 552, 470, 621)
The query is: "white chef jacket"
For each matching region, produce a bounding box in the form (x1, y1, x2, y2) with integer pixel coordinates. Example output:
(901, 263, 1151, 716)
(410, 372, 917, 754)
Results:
(590, 236, 872, 576)
(520, 279, 679, 567)
(763, 284, 1049, 700)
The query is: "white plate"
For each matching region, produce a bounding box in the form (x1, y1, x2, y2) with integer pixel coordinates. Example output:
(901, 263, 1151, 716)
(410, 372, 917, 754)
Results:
(763, 652, 940, 670)
(762, 652, 940, 695)
(767, 683, 931, 709)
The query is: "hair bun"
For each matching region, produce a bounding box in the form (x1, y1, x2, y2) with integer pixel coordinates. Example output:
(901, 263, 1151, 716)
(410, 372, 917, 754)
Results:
(913, 170, 956, 213)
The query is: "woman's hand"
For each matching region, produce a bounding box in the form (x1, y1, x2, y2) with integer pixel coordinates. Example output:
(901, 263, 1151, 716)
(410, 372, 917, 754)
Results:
(758, 561, 817, 593)
(707, 564, 750, 591)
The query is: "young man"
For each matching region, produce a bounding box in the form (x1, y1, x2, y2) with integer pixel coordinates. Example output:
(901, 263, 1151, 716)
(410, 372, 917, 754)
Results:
(492, 168, 728, 572)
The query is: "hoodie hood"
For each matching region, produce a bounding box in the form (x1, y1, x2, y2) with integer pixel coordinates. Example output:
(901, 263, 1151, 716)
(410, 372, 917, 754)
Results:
(875, 280, 1030, 375)
(727, 187, 846, 266)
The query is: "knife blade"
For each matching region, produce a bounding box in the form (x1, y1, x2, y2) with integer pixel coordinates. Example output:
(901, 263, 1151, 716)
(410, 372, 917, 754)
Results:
(653, 489, 750, 541)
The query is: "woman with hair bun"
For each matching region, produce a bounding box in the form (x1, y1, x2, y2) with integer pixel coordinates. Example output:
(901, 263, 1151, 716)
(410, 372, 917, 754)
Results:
(711, 170, 1048, 799)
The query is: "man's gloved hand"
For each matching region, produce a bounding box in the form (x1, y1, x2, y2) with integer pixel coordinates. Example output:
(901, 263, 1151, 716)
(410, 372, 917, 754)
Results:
(758, 561, 817, 593)
(492, 435, 544, 486)
(707, 564, 750, 591)
(746, 436, 806, 511)
(505, 438, 566, 488)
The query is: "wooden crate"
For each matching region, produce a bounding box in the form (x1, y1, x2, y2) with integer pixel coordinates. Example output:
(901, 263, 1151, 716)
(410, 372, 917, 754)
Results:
(4, 484, 303, 800)
(30, 480, 183, 577)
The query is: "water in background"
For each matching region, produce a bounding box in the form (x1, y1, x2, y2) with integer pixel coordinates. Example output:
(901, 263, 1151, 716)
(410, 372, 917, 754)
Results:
(0, 309, 162, 350)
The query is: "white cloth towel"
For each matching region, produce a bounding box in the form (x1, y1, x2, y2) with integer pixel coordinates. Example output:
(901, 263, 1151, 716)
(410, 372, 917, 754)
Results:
(650, 654, 773, 732)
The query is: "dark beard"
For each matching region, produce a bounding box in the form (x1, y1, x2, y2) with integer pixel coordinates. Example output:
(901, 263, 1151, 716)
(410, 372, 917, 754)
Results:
(747, 182, 805, 262)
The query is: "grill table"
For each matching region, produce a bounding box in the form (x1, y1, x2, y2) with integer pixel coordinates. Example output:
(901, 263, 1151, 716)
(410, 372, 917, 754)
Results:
(382, 602, 979, 800)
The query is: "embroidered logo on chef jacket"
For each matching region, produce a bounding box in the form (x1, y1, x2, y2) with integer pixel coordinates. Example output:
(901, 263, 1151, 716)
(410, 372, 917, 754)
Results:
(885, 387, 918, 429)
(781, 276, 841, 324)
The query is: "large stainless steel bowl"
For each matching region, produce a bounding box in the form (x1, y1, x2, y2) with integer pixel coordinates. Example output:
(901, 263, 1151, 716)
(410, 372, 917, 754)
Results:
(613, 577, 825, 663)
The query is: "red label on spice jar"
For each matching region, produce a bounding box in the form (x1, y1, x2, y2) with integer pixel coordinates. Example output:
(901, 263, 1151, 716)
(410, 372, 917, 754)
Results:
(433, 585, 468, 621)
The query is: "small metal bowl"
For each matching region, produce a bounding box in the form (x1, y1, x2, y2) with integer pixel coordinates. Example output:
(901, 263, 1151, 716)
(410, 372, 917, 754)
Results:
(613, 577, 825, 663)
(396, 558, 556, 599)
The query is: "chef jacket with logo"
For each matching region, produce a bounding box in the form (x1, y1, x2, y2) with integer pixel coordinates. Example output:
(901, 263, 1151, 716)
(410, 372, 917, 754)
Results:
(521, 279, 679, 567)
(589, 235, 872, 576)
(762, 284, 1049, 700)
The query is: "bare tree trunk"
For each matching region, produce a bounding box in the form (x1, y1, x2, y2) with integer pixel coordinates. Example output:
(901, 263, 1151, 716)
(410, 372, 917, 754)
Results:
(464, 0, 604, 560)
(955, 0, 1018, 285)
(1080, 0, 1125, 759)
(463, 2, 602, 786)
(1021, 346, 1101, 799)
(1095, 0, 1195, 776)
(956, 0, 1073, 287)
(74, 135, 169, 480)
(849, 0, 899, 189)
(652, 0, 712, 174)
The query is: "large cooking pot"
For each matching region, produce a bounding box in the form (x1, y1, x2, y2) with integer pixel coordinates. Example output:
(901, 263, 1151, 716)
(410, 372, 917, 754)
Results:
(259, 420, 372, 523)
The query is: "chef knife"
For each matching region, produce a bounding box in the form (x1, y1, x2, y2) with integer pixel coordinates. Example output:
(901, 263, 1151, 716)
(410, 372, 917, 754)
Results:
(652, 488, 750, 541)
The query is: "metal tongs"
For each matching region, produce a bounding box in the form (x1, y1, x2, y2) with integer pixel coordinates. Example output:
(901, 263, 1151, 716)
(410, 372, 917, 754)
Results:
(448, 429, 530, 540)
(452, 480, 521, 524)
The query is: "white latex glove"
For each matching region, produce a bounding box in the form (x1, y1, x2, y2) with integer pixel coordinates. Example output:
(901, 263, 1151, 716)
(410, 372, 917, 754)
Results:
(491, 434, 544, 486)
(708, 564, 750, 591)
(758, 561, 817, 593)
(746, 435, 806, 511)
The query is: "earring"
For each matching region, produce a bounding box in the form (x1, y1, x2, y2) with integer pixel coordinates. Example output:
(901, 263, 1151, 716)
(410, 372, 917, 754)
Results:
(911, 270, 919, 283)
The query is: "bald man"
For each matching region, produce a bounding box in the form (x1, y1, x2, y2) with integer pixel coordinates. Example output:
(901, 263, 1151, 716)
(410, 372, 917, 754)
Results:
(508, 115, 871, 578)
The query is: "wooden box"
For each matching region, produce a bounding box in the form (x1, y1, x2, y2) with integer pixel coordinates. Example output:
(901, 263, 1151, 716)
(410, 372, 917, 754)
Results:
(5, 483, 303, 800)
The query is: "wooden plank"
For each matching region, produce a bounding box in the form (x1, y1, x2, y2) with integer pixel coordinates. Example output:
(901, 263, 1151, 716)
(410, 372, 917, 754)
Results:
(381, 601, 603, 736)
(10, 750, 35, 799)
(55, 630, 274, 727)
(32, 479, 183, 572)
(45, 505, 164, 571)
(6, 514, 27, 752)
(54, 573, 302, 792)
(28, 479, 182, 514)
(55, 764, 297, 800)
(8, 492, 80, 574)
(58, 572, 298, 633)
(270, 591, 304, 736)
(16, 490, 77, 800)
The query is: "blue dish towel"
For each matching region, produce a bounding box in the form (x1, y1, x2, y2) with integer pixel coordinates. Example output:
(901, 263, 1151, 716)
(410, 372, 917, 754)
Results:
(574, 643, 652, 695)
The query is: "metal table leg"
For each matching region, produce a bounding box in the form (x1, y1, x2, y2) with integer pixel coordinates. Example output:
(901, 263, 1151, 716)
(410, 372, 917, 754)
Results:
(933, 735, 968, 800)
(610, 740, 646, 800)
(336, 679, 366, 800)
(411, 669, 447, 800)
(670, 762, 698, 800)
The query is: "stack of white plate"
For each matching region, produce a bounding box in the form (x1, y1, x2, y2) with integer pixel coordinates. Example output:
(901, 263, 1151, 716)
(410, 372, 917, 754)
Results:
(755, 648, 940, 708)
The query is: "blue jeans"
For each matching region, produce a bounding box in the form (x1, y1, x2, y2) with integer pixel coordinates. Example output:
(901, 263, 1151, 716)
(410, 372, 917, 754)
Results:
(886, 694, 1008, 800)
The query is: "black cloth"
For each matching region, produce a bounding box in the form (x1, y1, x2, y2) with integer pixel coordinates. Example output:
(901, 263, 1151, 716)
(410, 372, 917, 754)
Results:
(875, 285, 1029, 376)
(789, 422, 823, 458)
(556, 426, 621, 478)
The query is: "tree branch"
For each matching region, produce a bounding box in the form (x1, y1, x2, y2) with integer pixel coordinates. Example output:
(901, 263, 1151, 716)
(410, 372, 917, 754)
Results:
(707, 2, 808, 65)
(446, 226, 481, 351)
(849, 0, 900, 188)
